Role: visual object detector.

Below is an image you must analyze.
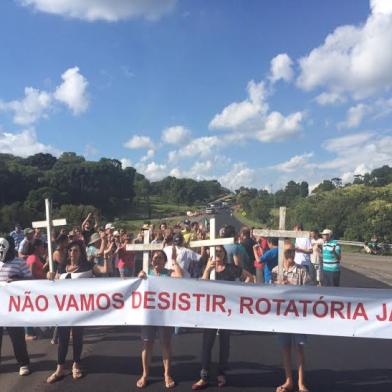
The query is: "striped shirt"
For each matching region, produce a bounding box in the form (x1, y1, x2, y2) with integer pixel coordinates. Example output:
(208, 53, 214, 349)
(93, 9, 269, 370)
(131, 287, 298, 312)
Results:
(322, 240, 341, 272)
(0, 258, 32, 282)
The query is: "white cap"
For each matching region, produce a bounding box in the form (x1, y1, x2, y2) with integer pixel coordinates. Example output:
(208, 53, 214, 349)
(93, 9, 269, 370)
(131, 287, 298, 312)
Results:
(105, 223, 114, 230)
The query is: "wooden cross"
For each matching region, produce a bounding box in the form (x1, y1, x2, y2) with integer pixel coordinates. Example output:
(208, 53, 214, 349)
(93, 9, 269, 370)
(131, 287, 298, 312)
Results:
(126, 229, 163, 273)
(189, 217, 235, 280)
(252, 207, 310, 281)
(32, 199, 67, 273)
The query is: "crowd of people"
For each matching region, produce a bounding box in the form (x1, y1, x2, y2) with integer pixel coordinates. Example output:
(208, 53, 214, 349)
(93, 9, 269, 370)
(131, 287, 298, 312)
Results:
(0, 212, 342, 392)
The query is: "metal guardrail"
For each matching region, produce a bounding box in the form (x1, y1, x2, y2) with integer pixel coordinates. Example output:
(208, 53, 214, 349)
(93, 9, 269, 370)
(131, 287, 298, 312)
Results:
(339, 240, 392, 249)
(338, 240, 365, 247)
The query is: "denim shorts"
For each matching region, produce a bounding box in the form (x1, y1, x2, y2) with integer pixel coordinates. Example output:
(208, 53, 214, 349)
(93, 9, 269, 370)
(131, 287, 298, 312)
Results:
(277, 333, 307, 347)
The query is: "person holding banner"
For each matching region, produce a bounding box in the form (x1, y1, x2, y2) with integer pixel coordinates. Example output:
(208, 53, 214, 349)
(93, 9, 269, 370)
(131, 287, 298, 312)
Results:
(136, 248, 183, 389)
(46, 240, 109, 384)
(0, 236, 32, 376)
(272, 248, 312, 392)
(192, 245, 254, 390)
(25, 239, 49, 340)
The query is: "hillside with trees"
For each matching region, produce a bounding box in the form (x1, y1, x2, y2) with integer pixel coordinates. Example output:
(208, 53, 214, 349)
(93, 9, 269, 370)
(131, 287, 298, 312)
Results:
(1, 151, 391, 242)
(0, 152, 229, 232)
(236, 165, 392, 242)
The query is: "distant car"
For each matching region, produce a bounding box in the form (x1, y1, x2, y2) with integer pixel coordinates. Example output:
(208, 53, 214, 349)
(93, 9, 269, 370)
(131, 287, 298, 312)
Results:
(205, 207, 215, 214)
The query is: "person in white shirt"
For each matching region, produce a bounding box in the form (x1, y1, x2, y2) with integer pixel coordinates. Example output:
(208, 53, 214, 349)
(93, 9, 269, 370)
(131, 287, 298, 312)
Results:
(163, 233, 206, 278)
(310, 229, 323, 285)
(293, 224, 315, 282)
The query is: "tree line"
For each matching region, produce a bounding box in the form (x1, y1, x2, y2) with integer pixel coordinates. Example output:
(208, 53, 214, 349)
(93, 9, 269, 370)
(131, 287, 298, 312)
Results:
(0, 152, 228, 232)
(236, 165, 392, 242)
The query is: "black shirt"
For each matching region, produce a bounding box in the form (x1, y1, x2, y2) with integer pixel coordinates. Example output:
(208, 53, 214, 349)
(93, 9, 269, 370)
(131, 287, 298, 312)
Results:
(82, 229, 95, 245)
(216, 264, 242, 281)
(241, 237, 256, 274)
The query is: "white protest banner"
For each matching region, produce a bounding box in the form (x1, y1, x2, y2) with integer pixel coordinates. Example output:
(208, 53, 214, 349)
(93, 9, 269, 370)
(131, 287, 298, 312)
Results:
(1, 277, 392, 339)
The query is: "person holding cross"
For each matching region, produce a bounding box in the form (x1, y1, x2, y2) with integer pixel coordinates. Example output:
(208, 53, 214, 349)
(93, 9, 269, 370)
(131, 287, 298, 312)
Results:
(46, 240, 109, 384)
(258, 237, 279, 284)
(163, 232, 205, 278)
(136, 247, 183, 389)
(192, 245, 254, 390)
(272, 248, 312, 392)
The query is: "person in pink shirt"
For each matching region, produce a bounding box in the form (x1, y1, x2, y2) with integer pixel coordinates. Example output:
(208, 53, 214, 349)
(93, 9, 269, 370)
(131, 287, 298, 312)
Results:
(25, 239, 48, 340)
(26, 239, 48, 280)
(116, 234, 135, 277)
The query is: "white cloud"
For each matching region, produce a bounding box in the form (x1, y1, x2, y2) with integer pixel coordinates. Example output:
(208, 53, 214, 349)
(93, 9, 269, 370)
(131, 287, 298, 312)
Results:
(265, 130, 392, 189)
(120, 158, 133, 169)
(273, 152, 314, 173)
(161, 125, 191, 145)
(0, 67, 89, 124)
(0, 87, 51, 125)
(185, 160, 214, 180)
(167, 161, 214, 181)
(124, 135, 155, 150)
(169, 136, 221, 162)
(316, 132, 392, 179)
(297, 1, 392, 99)
(219, 163, 256, 191)
(338, 103, 370, 129)
(19, 0, 176, 22)
(136, 161, 168, 181)
(209, 79, 304, 143)
(169, 167, 181, 177)
(373, 97, 392, 119)
(140, 149, 155, 162)
(0, 129, 60, 157)
(209, 80, 268, 130)
(269, 53, 294, 83)
(256, 111, 304, 142)
(54, 67, 89, 115)
(371, 0, 392, 15)
(322, 132, 374, 152)
(315, 92, 346, 106)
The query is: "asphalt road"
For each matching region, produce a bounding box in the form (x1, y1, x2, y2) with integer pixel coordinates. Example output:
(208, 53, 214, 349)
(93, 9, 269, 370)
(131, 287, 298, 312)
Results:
(1, 211, 392, 392)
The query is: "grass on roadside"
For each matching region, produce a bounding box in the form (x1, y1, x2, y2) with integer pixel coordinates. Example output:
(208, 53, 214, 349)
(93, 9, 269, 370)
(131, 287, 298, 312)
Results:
(233, 209, 264, 228)
(125, 197, 204, 220)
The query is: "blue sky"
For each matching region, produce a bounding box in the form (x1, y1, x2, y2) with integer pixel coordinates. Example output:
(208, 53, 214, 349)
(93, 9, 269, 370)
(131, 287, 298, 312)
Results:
(0, 0, 391, 190)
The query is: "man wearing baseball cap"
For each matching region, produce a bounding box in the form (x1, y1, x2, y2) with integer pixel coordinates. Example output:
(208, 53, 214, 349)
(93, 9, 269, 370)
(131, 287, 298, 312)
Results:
(18, 228, 34, 260)
(321, 229, 341, 287)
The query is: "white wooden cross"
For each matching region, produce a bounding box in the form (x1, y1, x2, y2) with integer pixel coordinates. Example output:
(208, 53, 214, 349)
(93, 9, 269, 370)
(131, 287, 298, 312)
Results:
(189, 217, 235, 280)
(126, 229, 163, 273)
(32, 199, 67, 273)
(252, 207, 311, 281)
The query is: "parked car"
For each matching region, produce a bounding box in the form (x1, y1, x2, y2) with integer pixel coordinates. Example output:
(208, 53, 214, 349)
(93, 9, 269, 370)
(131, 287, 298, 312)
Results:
(205, 207, 215, 214)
